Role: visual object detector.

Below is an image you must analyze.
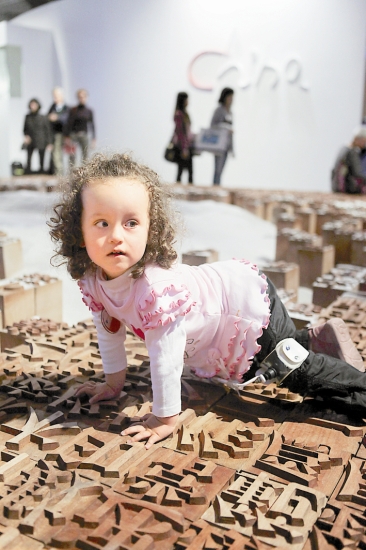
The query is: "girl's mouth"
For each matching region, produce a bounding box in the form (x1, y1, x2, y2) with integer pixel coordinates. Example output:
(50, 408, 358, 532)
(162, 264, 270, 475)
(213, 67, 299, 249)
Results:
(109, 251, 125, 256)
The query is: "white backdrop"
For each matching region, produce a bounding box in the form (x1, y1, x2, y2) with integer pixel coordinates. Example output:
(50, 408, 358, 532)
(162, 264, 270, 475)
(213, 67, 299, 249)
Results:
(2, 0, 366, 190)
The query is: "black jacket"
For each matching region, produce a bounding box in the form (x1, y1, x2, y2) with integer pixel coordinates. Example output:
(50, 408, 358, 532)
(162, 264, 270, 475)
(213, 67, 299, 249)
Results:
(48, 103, 69, 134)
(24, 112, 52, 149)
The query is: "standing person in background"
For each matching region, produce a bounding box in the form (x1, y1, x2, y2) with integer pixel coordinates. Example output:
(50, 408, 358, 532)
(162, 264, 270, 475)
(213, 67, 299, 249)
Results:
(210, 87, 234, 185)
(23, 98, 52, 174)
(64, 89, 96, 168)
(48, 87, 69, 176)
(173, 92, 194, 184)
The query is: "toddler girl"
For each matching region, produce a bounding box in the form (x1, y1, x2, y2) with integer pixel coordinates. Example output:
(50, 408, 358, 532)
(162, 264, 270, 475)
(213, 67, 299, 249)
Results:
(49, 152, 365, 449)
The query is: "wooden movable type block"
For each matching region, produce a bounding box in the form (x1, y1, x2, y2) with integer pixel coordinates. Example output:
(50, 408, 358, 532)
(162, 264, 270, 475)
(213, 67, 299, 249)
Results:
(261, 261, 299, 294)
(204, 188, 231, 204)
(312, 282, 345, 308)
(242, 198, 265, 218)
(186, 188, 207, 201)
(351, 231, 366, 266)
(285, 302, 321, 329)
(312, 265, 363, 307)
(35, 277, 63, 321)
(322, 223, 354, 264)
(276, 287, 298, 304)
(315, 208, 336, 235)
(272, 203, 295, 222)
(275, 228, 302, 261)
(18, 274, 63, 322)
(170, 185, 188, 201)
(0, 237, 22, 280)
(263, 198, 279, 222)
(296, 207, 317, 234)
(297, 245, 335, 287)
(0, 283, 35, 327)
(287, 233, 322, 264)
(182, 249, 219, 266)
(0, 326, 31, 351)
(276, 214, 302, 232)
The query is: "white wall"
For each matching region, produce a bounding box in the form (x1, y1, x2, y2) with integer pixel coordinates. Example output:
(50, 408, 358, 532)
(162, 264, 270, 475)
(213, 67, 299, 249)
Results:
(4, 0, 366, 190)
(0, 21, 60, 174)
(0, 23, 10, 176)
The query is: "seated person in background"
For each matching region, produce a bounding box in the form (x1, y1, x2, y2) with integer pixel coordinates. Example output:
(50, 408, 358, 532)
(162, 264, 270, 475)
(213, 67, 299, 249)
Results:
(332, 126, 366, 194)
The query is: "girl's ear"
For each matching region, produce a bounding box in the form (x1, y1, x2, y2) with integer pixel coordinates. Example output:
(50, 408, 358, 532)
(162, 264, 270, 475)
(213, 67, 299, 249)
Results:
(80, 239, 85, 248)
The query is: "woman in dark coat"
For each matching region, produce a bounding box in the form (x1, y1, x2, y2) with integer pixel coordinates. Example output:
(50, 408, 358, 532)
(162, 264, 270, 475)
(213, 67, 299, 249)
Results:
(23, 98, 52, 174)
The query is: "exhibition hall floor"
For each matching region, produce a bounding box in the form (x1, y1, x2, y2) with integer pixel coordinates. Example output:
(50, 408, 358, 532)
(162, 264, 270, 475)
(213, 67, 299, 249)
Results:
(0, 189, 279, 326)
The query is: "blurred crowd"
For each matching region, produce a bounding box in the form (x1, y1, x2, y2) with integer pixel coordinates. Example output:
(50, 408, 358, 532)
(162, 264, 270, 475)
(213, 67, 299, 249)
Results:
(20, 84, 366, 194)
(22, 87, 96, 176)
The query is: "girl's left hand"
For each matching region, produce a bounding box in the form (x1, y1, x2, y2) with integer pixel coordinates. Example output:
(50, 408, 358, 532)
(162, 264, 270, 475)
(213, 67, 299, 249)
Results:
(122, 413, 179, 449)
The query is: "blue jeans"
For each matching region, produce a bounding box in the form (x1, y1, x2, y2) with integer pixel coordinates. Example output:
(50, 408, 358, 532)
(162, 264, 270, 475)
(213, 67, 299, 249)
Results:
(213, 152, 228, 185)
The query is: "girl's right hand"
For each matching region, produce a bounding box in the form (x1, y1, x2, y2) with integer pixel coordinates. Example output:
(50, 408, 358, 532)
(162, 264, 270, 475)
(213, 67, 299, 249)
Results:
(74, 370, 126, 404)
(74, 381, 121, 404)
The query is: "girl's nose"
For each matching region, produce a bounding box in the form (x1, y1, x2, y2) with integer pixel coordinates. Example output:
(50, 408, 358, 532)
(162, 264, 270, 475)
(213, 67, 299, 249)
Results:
(109, 225, 124, 243)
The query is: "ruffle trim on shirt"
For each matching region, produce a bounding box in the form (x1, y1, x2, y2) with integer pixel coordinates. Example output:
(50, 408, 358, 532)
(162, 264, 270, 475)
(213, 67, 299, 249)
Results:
(138, 282, 196, 330)
(191, 266, 271, 382)
(226, 290, 271, 380)
(78, 280, 104, 313)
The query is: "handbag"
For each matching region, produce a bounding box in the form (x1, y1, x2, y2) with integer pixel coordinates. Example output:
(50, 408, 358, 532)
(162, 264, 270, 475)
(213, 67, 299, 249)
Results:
(63, 141, 76, 155)
(194, 127, 230, 155)
(164, 141, 181, 163)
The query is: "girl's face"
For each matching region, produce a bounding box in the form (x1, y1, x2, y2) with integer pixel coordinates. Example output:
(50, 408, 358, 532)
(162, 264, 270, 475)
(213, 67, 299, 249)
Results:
(29, 101, 39, 112)
(81, 177, 150, 280)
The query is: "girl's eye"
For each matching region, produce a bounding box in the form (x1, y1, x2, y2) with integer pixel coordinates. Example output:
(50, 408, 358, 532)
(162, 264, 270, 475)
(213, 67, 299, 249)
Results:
(126, 220, 138, 228)
(96, 221, 108, 228)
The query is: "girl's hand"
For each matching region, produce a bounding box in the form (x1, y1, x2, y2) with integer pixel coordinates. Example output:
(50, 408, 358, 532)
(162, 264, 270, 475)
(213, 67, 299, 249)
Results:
(75, 371, 126, 404)
(122, 413, 179, 449)
(74, 381, 120, 404)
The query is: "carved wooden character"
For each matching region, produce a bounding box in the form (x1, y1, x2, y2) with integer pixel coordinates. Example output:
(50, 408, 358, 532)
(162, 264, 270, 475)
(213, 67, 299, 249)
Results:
(202, 469, 326, 547)
(111, 446, 235, 523)
(0, 303, 364, 546)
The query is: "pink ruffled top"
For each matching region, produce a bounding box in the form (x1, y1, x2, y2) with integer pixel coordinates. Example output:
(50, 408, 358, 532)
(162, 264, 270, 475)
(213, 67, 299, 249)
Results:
(79, 259, 270, 417)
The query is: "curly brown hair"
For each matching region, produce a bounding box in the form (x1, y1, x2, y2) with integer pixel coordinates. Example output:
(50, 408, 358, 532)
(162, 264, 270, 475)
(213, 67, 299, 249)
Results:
(48, 152, 179, 280)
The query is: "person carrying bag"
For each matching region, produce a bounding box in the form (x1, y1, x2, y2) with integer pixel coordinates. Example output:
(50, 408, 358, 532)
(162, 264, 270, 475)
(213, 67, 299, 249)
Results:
(209, 87, 234, 186)
(167, 92, 194, 184)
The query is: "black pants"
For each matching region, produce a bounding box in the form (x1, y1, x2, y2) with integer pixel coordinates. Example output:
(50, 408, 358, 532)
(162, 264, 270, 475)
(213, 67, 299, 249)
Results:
(253, 278, 366, 414)
(27, 146, 45, 173)
(177, 154, 193, 183)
